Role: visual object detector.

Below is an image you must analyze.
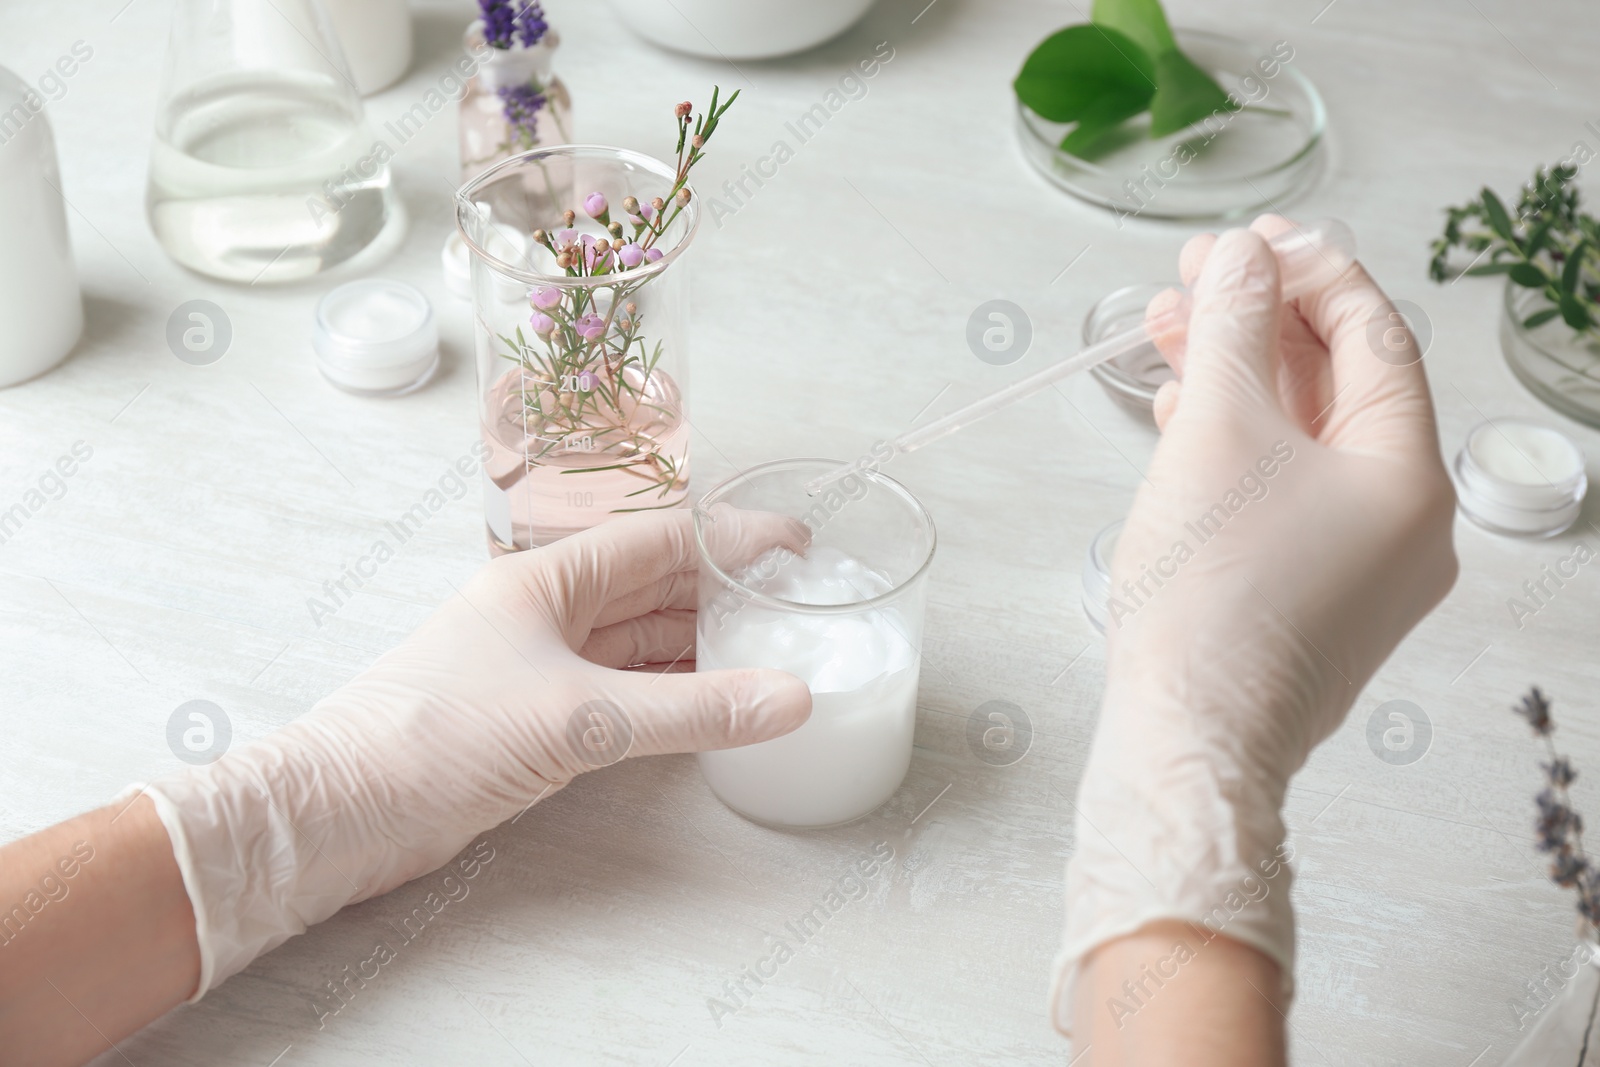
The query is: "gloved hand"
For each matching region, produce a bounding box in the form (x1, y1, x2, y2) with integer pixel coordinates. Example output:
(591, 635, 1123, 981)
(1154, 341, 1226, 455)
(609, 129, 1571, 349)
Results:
(1051, 217, 1458, 1027)
(141, 508, 813, 999)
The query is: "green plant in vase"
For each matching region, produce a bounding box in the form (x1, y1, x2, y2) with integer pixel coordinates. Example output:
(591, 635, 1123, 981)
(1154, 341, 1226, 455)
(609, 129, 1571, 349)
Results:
(493, 89, 736, 515)
(1430, 164, 1600, 337)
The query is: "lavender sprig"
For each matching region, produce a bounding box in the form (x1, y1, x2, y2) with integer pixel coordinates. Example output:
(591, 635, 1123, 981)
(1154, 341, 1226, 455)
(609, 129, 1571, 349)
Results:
(479, 0, 548, 49)
(497, 83, 547, 149)
(1514, 687, 1600, 931)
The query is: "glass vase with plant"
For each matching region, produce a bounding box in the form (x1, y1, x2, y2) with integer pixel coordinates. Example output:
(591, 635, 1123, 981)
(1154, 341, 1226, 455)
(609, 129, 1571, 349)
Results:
(1431, 166, 1600, 427)
(460, 0, 572, 183)
(457, 90, 735, 552)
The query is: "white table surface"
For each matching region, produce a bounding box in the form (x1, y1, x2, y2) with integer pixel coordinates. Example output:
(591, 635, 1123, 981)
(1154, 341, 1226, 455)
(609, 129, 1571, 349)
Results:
(5, 0, 1600, 1063)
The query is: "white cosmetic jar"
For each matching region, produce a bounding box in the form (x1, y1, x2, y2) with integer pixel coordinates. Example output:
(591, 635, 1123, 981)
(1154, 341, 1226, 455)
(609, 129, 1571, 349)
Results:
(313, 279, 439, 397)
(1453, 419, 1587, 538)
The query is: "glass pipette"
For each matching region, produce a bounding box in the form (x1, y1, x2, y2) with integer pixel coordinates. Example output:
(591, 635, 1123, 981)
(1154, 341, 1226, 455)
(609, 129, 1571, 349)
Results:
(806, 219, 1357, 495)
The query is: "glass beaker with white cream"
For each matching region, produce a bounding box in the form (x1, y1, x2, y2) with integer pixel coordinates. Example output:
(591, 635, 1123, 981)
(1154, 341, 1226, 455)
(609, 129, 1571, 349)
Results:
(693, 460, 936, 829)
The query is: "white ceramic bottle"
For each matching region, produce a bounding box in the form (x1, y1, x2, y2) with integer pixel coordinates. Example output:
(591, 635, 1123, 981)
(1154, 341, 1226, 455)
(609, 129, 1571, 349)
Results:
(0, 65, 83, 388)
(323, 0, 413, 95)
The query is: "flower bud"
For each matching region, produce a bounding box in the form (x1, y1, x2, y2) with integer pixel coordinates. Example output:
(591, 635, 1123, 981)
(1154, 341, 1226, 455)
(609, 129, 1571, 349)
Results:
(608, 221, 624, 238)
(618, 243, 644, 268)
(692, 134, 704, 149)
(562, 209, 575, 226)
(675, 101, 692, 119)
(675, 188, 691, 206)
(651, 197, 665, 213)
(531, 228, 547, 246)
(530, 312, 556, 336)
(584, 191, 608, 219)
(622, 196, 640, 215)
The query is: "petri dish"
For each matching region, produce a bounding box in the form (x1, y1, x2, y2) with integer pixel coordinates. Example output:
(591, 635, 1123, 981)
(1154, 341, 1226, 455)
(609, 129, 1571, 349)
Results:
(1016, 30, 1325, 221)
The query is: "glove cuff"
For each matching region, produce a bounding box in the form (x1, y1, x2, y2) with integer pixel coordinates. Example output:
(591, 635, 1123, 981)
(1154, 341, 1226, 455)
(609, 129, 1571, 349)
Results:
(1047, 691, 1297, 1034)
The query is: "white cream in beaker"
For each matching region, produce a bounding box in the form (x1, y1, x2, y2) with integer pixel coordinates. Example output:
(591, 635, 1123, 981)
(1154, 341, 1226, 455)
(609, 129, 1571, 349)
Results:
(697, 547, 919, 828)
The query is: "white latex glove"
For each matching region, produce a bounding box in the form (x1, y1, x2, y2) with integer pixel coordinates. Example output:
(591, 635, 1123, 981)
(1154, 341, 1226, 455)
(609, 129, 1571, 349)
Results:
(141, 509, 813, 999)
(1051, 218, 1458, 1027)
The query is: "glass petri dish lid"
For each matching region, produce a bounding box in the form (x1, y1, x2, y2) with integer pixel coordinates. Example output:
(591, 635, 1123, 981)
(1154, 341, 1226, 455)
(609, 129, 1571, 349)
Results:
(1016, 30, 1325, 221)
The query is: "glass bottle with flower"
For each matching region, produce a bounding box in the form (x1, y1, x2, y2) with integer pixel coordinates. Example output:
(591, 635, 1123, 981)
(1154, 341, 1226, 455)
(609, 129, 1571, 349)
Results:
(456, 90, 735, 552)
(460, 0, 571, 183)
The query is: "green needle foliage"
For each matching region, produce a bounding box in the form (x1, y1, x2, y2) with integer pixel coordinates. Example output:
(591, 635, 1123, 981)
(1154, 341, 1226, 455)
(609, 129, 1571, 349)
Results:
(1013, 0, 1237, 159)
(1430, 164, 1600, 338)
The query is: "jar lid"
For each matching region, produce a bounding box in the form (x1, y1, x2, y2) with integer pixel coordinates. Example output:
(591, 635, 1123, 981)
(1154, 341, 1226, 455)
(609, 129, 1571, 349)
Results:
(1454, 418, 1587, 538)
(313, 279, 439, 396)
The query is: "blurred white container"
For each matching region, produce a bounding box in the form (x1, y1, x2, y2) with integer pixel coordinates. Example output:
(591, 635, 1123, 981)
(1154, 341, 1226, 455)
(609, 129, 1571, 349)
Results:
(0, 66, 83, 388)
(324, 0, 412, 94)
(609, 0, 877, 59)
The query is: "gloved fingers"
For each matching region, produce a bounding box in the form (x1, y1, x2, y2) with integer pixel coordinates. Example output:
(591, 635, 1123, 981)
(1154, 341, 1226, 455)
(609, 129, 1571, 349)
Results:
(580, 609, 696, 669)
(1173, 228, 1285, 418)
(1296, 262, 1442, 458)
(1152, 379, 1181, 431)
(694, 502, 812, 576)
(591, 567, 697, 629)
(615, 667, 811, 758)
(1177, 230, 1218, 287)
(1144, 287, 1190, 372)
(517, 510, 702, 632)
(1166, 217, 1338, 436)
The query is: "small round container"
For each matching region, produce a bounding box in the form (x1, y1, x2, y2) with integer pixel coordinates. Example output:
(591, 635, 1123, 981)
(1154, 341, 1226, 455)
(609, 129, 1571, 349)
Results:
(1084, 284, 1175, 423)
(1082, 520, 1121, 635)
(313, 279, 439, 397)
(1017, 30, 1324, 221)
(442, 226, 531, 303)
(1453, 419, 1587, 538)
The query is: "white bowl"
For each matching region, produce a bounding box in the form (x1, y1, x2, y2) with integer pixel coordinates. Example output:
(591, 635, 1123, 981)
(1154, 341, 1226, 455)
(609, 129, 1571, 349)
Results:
(609, 0, 878, 59)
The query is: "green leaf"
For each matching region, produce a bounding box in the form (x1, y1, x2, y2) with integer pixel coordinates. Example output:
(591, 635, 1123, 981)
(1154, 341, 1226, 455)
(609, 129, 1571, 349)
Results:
(1522, 307, 1562, 330)
(1526, 219, 1554, 256)
(1148, 48, 1239, 138)
(1059, 90, 1156, 157)
(1481, 188, 1515, 243)
(1560, 291, 1592, 330)
(1013, 24, 1155, 124)
(1464, 261, 1515, 276)
(1562, 239, 1587, 293)
(1091, 0, 1176, 59)
(1508, 262, 1548, 287)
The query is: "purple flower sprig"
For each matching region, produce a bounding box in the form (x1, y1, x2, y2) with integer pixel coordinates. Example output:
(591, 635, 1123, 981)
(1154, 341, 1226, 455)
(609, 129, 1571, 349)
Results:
(479, 0, 548, 50)
(1514, 687, 1600, 932)
(497, 83, 547, 149)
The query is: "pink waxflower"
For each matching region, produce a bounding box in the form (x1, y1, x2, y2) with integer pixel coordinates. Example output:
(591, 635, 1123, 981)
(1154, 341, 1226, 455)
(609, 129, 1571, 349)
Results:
(618, 243, 644, 268)
(574, 314, 606, 340)
(556, 228, 578, 246)
(644, 247, 664, 263)
(530, 312, 556, 335)
(531, 286, 562, 309)
(583, 192, 608, 220)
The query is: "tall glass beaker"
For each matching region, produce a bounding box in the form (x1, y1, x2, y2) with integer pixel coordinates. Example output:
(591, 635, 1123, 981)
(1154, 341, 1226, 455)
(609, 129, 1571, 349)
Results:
(456, 145, 698, 553)
(146, 0, 400, 283)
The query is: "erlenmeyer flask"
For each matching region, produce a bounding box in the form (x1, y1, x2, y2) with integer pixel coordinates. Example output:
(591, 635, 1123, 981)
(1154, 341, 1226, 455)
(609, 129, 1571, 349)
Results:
(146, 0, 400, 283)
